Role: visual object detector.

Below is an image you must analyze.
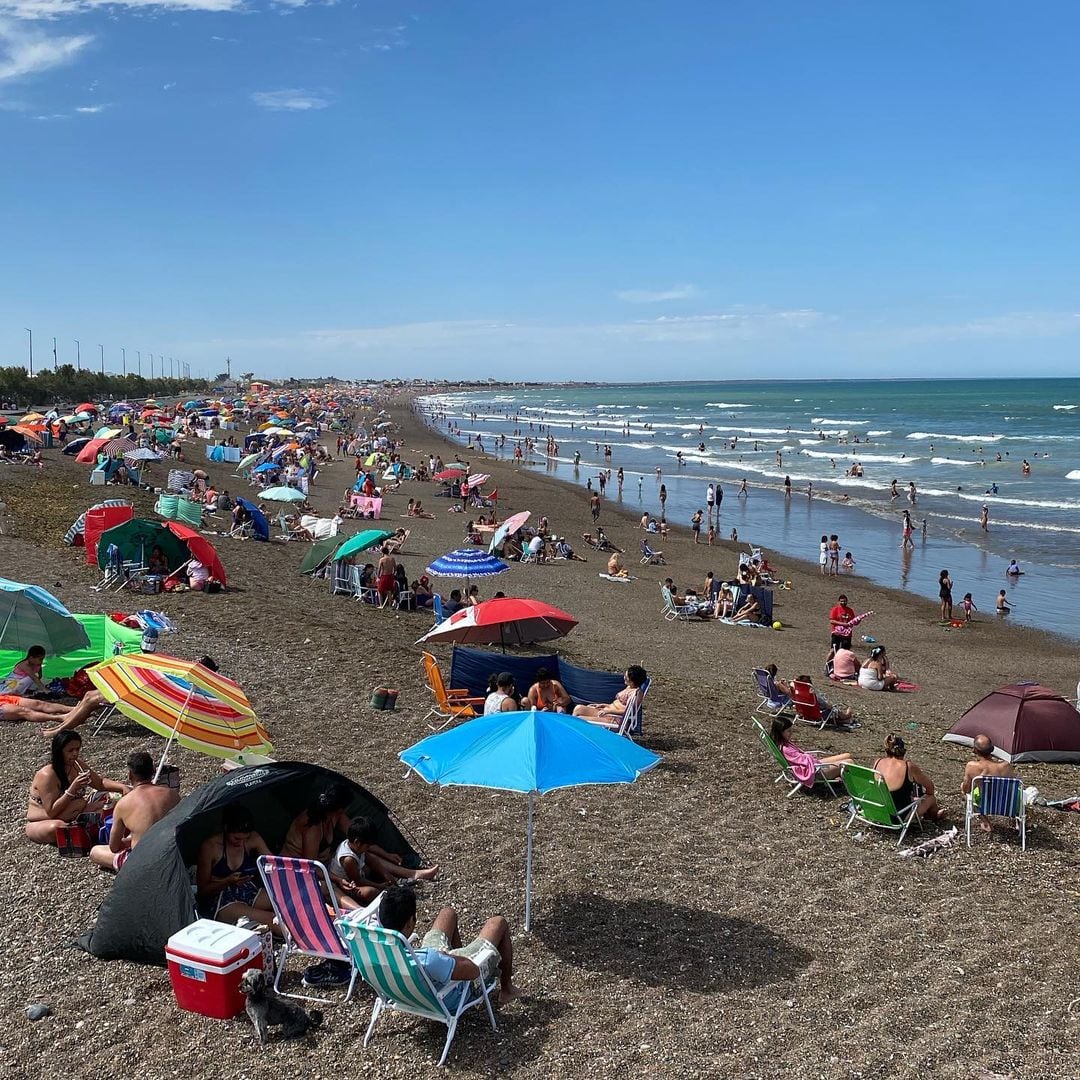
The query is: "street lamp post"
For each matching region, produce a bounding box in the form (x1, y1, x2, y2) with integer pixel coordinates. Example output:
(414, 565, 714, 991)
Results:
(137, 350, 141, 376)
(121, 347, 126, 376)
(98, 344, 104, 376)
(75, 339, 80, 371)
(24, 328, 32, 377)
(53, 336, 58, 371)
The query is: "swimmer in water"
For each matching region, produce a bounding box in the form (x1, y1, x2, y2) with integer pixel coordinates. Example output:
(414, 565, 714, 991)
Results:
(1006, 560, 1022, 577)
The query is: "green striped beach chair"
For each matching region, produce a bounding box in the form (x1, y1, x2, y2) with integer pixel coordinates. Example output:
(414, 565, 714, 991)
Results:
(336, 915, 498, 1067)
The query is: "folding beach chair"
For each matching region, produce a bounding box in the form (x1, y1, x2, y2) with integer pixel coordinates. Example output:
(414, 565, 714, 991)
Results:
(421, 651, 485, 730)
(640, 539, 666, 565)
(385, 529, 410, 555)
(329, 560, 355, 597)
(965, 774, 1026, 850)
(660, 586, 695, 623)
(751, 717, 840, 798)
(840, 764, 922, 846)
(790, 679, 840, 730)
(584, 679, 650, 738)
(751, 668, 794, 717)
(335, 916, 498, 1068)
(432, 593, 446, 626)
(256, 855, 370, 1004)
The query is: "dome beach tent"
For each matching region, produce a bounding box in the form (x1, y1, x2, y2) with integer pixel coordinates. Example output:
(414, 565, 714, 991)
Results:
(0, 614, 141, 681)
(97, 520, 228, 586)
(80, 761, 422, 964)
(943, 682, 1080, 763)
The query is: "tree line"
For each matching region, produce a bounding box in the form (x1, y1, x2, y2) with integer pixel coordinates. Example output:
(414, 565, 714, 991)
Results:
(0, 365, 212, 410)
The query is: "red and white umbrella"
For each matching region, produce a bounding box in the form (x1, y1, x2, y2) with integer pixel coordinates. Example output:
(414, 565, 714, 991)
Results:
(468, 473, 490, 487)
(487, 511, 531, 554)
(433, 468, 465, 481)
(417, 596, 578, 648)
(103, 436, 136, 457)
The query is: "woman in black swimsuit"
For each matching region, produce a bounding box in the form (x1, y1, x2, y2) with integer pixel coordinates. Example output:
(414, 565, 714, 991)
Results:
(196, 805, 276, 926)
(873, 734, 945, 821)
(938, 569, 954, 621)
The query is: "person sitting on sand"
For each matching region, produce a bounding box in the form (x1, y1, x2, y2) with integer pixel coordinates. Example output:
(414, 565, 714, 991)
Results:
(280, 783, 353, 865)
(186, 557, 210, 591)
(328, 816, 438, 907)
(639, 512, 651, 529)
(573, 665, 647, 723)
(873, 735, 945, 821)
(770, 715, 852, 784)
(6, 645, 48, 695)
(830, 644, 860, 682)
(526, 668, 573, 713)
(858, 646, 899, 691)
(554, 537, 586, 561)
(26, 730, 127, 845)
(379, 886, 521, 1007)
(147, 545, 169, 576)
(89, 750, 180, 871)
(606, 552, 629, 577)
(1, 688, 107, 734)
(961, 734, 1021, 833)
(196, 805, 277, 928)
(485, 672, 519, 715)
(444, 588, 465, 616)
(729, 593, 763, 623)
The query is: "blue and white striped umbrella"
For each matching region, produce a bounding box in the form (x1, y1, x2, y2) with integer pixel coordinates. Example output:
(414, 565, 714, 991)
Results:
(426, 548, 509, 579)
(0, 578, 90, 656)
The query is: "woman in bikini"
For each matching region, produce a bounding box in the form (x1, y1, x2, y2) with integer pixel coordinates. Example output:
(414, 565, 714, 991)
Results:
(526, 668, 573, 713)
(196, 805, 277, 927)
(26, 730, 127, 845)
(873, 734, 945, 821)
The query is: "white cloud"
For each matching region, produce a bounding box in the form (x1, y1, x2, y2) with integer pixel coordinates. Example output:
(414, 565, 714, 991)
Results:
(0, 0, 242, 17)
(0, 19, 92, 81)
(877, 311, 1080, 347)
(74, 102, 105, 112)
(615, 284, 699, 303)
(250, 87, 331, 111)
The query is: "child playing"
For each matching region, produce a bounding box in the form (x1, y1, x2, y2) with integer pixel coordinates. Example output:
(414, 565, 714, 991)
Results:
(996, 590, 1011, 614)
(841, 552, 855, 570)
(707, 523, 715, 546)
(328, 817, 438, 905)
(962, 593, 977, 622)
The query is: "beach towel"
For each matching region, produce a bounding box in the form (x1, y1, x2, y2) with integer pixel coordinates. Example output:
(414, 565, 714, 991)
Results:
(134, 610, 178, 634)
(598, 573, 635, 583)
(718, 617, 769, 629)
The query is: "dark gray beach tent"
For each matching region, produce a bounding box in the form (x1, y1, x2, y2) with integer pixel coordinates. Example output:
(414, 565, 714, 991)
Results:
(80, 761, 420, 964)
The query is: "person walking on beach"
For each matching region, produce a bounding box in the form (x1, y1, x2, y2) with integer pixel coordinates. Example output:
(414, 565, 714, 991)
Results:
(901, 510, 914, 550)
(819, 535, 828, 576)
(659, 484, 667, 521)
(637, 475, 643, 500)
(890, 479, 899, 501)
(739, 478, 748, 497)
(691, 509, 703, 544)
(784, 475, 791, 498)
(908, 481, 917, 505)
(980, 504, 989, 531)
(938, 569, 954, 621)
(590, 492, 601, 523)
(598, 471, 606, 496)
(706, 483, 715, 522)
(617, 467, 624, 497)
(828, 535, 840, 576)
(716, 484, 723, 511)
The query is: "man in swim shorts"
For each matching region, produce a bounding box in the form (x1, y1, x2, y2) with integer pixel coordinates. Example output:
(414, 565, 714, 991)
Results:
(0, 690, 106, 734)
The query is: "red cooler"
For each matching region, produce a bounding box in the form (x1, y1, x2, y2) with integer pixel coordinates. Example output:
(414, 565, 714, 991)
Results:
(166, 920, 262, 1019)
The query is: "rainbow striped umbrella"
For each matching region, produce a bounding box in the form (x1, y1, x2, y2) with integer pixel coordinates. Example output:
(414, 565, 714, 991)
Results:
(87, 653, 271, 772)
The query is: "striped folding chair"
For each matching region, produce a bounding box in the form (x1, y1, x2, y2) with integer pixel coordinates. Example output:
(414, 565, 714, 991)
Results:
(336, 915, 497, 1068)
(966, 775, 1026, 850)
(256, 855, 368, 1004)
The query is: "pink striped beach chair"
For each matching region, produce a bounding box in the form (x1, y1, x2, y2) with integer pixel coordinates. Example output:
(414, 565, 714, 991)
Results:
(257, 854, 375, 1004)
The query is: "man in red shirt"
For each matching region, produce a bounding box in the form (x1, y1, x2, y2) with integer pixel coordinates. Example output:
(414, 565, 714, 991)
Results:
(829, 594, 856, 650)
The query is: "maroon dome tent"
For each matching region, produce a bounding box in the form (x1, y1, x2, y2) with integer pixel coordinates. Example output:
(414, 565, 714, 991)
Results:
(943, 682, 1080, 763)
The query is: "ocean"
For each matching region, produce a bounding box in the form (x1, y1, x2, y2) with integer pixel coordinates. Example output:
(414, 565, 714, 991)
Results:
(418, 379, 1080, 642)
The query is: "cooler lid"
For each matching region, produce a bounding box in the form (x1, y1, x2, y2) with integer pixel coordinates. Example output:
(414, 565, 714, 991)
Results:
(166, 918, 260, 964)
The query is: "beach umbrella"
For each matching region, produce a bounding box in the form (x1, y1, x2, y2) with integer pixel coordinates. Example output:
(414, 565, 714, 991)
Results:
(943, 683, 1080, 763)
(331, 529, 393, 562)
(401, 708, 660, 929)
(299, 535, 342, 575)
(467, 473, 490, 487)
(87, 653, 271, 777)
(237, 452, 264, 471)
(76, 403, 98, 414)
(433, 468, 465, 482)
(417, 596, 577, 649)
(258, 486, 306, 503)
(20, 412, 46, 423)
(426, 548, 509, 580)
(487, 510, 531, 554)
(235, 497, 270, 542)
(11, 425, 44, 443)
(63, 437, 91, 456)
(0, 578, 91, 656)
(103, 437, 137, 457)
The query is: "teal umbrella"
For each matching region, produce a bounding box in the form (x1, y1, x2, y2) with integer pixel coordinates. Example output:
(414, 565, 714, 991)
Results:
(258, 486, 306, 503)
(0, 578, 91, 656)
(332, 529, 392, 562)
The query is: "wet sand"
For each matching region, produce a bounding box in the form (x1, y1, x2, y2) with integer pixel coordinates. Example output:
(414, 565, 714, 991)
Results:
(0, 395, 1078, 1080)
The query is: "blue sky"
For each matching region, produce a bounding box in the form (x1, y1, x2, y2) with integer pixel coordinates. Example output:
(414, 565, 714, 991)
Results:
(2, 1, 1080, 382)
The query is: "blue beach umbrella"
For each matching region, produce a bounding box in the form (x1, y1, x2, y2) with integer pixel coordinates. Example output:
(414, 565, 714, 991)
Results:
(235, 497, 269, 542)
(0, 578, 91, 656)
(426, 548, 509, 580)
(401, 708, 660, 929)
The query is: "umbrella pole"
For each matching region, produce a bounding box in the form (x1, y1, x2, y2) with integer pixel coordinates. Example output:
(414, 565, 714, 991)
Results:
(525, 790, 535, 932)
(0, 603, 15, 646)
(154, 686, 195, 782)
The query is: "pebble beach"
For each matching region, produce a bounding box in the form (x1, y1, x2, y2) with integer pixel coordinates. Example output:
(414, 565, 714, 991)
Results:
(2, 391, 1079, 1080)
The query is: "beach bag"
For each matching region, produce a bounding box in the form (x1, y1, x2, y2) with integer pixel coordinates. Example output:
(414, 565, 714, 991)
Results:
(56, 812, 102, 858)
(205, 579, 223, 594)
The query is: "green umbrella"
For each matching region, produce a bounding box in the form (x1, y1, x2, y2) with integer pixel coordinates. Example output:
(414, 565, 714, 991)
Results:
(237, 452, 263, 471)
(258, 486, 306, 503)
(332, 529, 393, 562)
(299, 536, 341, 575)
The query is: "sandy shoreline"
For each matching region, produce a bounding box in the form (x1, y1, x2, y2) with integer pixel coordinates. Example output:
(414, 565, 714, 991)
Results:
(0, 396, 1078, 1079)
